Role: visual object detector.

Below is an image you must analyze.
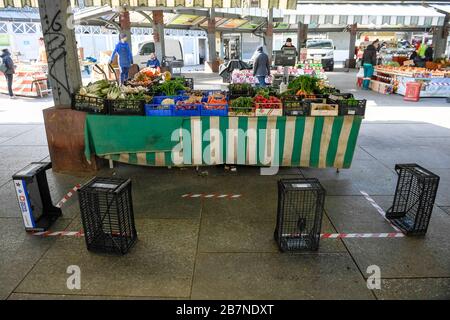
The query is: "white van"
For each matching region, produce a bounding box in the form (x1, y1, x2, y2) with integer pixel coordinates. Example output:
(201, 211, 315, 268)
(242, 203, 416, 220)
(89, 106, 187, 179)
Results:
(305, 39, 335, 71)
(133, 39, 184, 68)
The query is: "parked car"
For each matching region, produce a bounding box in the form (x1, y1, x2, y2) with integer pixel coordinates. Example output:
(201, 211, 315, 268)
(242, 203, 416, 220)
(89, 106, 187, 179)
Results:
(305, 39, 335, 71)
(133, 39, 184, 69)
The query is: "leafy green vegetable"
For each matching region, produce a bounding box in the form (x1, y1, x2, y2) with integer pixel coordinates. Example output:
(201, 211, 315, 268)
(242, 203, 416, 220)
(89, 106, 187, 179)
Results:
(287, 75, 319, 95)
(230, 97, 253, 114)
(155, 79, 187, 96)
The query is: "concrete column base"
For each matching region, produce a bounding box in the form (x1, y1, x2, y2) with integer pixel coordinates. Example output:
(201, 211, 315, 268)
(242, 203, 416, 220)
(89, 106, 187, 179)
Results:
(43, 107, 101, 174)
(205, 60, 220, 73)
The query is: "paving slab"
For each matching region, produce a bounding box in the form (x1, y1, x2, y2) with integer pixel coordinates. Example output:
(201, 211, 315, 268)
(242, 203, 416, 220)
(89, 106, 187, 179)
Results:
(1, 125, 48, 146)
(0, 124, 37, 139)
(375, 278, 450, 300)
(0, 218, 72, 300)
(0, 146, 50, 171)
(8, 293, 185, 300)
(198, 204, 346, 253)
(440, 207, 450, 215)
(15, 219, 199, 298)
(330, 196, 450, 278)
(303, 158, 397, 196)
(191, 253, 374, 300)
(360, 145, 450, 170)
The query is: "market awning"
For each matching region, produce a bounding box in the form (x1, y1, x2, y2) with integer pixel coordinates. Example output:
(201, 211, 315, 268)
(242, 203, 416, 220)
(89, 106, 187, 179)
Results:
(284, 4, 446, 27)
(0, 0, 298, 10)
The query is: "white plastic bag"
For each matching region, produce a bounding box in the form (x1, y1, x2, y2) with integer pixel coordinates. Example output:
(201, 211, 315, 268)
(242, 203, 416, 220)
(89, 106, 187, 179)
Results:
(356, 67, 364, 78)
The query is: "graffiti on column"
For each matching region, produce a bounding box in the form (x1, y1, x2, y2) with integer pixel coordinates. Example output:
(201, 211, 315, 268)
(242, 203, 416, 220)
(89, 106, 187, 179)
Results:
(42, 8, 71, 101)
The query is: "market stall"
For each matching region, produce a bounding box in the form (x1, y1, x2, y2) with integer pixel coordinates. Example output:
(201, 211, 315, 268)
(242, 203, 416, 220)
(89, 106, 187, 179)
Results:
(0, 63, 50, 97)
(75, 68, 365, 170)
(371, 64, 450, 98)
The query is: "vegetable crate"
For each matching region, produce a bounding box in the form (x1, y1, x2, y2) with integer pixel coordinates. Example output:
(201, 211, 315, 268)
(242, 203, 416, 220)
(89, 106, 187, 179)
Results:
(304, 99, 339, 117)
(201, 92, 229, 117)
(274, 178, 326, 252)
(282, 96, 309, 116)
(183, 78, 194, 90)
(328, 93, 354, 101)
(173, 96, 202, 116)
(78, 177, 138, 255)
(386, 164, 440, 235)
(145, 104, 173, 117)
(108, 99, 145, 116)
(229, 84, 254, 99)
(228, 106, 255, 117)
(336, 99, 367, 116)
(72, 94, 108, 114)
(254, 103, 283, 117)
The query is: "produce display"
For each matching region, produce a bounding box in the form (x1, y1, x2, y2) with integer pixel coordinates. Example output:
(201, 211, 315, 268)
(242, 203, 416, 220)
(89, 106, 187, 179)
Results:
(128, 67, 161, 87)
(74, 73, 364, 118)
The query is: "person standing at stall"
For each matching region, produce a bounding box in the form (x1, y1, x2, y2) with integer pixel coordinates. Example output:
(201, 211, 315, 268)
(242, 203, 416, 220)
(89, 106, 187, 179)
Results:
(253, 46, 270, 87)
(0, 49, 15, 99)
(146, 52, 161, 69)
(110, 33, 133, 84)
(361, 40, 379, 90)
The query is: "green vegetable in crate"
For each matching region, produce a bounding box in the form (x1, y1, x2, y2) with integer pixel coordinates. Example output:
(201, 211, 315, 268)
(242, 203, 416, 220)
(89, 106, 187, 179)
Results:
(156, 78, 187, 96)
(287, 75, 320, 95)
(229, 83, 253, 93)
(230, 97, 253, 114)
(345, 97, 359, 107)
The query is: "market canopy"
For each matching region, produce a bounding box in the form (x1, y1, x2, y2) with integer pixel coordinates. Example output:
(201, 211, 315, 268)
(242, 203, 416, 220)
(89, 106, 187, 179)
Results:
(0, 0, 298, 10)
(284, 3, 446, 27)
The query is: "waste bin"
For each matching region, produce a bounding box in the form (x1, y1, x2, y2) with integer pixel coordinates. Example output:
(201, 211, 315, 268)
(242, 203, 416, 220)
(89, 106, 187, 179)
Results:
(12, 162, 62, 232)
(404, 82, 422, 102)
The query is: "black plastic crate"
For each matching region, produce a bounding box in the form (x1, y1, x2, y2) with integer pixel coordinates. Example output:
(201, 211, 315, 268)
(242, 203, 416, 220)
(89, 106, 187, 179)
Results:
(229, 84, 254, 98)
(184, 78, 194, 90)
(108, 99, 146, 116)
(328, 92, 354, 100)
(282, 96, 309, 116)
(78, 177, 138, 255)
(386, 164, 440, 235)
(274, 179, 326, 252)
(336, 99, 367, 116)
(72, 94, 108, 114)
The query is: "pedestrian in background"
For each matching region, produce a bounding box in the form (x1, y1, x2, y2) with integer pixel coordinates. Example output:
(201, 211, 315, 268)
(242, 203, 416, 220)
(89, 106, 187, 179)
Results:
(110, 33, 133, 84)
(253, 46, 270, 87)
(361, 39, 379, 90)
(0, 49, 15, 99)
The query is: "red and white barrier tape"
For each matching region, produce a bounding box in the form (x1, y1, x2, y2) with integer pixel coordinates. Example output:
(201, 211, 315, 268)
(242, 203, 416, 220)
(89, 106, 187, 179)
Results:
(55, 184, 82, 209)
(182, 193, 242, 199)
(360, 190, 402, 232)
(282, 232, 405, 239)
(32, 231, 84, 237)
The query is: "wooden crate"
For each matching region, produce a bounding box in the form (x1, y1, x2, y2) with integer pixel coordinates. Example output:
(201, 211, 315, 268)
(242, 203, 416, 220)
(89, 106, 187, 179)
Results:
(310, 103, 339, 117)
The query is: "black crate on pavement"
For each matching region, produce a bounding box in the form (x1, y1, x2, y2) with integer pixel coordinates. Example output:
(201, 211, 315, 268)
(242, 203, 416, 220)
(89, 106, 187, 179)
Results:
(108, 99, 146, 116)
(386, 164, 440, 235)
(336, 99, 367, 116)
(78, 177, 138, 254)
(72, 94, 108, 114)
(274, 178, 326, 252)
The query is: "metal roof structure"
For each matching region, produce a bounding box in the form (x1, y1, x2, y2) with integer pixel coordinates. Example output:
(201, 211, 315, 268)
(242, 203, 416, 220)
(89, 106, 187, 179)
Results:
(0, 0, 297, 10)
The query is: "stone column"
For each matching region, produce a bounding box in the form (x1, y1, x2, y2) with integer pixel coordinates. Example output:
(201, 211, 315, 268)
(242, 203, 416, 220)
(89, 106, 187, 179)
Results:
(153, 10, 165, 61)
(347, 23, 357, 68)
(432, 16, 449, 59)
(38, 0, 82, 107)
(265, 8, 274, 60)
(206, 8, 218, 72)
(297, 22, 308, 60)
(119, 8, 132, 52)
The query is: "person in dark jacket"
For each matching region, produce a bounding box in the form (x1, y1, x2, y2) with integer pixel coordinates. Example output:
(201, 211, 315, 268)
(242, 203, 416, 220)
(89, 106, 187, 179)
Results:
(424, 44, 434, 62)
(1, 49, 15, 98)
(361, 40, 379, 90)
(253, 46, 270, 87)
(110, 33, 133, 84)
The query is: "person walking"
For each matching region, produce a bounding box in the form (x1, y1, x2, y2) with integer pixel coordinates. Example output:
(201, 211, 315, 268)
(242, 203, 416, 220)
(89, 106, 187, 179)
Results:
(1, 49, 15, 98)
(110, 33, 133, 84)
(253, 46, 270, 87)
(361, 40, 379, 90)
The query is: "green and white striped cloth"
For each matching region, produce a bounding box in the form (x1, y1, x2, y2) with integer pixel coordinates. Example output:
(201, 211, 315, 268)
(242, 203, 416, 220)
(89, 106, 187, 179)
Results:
(86, 116, 363, 169)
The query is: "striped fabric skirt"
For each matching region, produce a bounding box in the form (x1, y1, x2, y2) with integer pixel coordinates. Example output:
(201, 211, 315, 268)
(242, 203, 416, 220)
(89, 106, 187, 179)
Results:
(99, 116, 362, 169)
